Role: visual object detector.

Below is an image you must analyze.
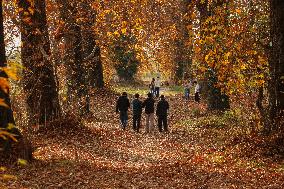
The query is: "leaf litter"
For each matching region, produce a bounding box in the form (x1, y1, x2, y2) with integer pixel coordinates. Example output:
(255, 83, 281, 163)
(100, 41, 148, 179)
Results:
(1, 90, 284, 188)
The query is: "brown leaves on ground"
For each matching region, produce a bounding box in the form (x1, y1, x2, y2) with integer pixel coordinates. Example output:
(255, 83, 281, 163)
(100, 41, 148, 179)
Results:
(1, 90, 284, 188)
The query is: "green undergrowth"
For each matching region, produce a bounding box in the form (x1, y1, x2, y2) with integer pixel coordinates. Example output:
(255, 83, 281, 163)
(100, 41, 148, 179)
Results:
(113, 85, 184, 97)
(180, 108, 244, 130)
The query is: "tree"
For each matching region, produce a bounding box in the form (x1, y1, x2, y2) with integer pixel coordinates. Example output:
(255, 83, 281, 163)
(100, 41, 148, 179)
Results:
(18, 0, 60, 125)
(78, 0, 104, 88)
(263, 0, 284, 132)
(1, 0, 31, 161)
(174, 0, 193, 82)
(55, 0, 89, 114)
(0, 0, 17, 145)
(195, 0, 230, 110)
(111, 35, 140, 81)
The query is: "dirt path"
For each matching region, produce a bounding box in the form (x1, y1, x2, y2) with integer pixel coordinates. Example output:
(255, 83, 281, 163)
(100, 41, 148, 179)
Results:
(1, 93, 284, 188)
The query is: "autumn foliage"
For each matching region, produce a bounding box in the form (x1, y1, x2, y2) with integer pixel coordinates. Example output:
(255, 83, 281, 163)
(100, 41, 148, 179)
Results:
(1, 0, 284, 187)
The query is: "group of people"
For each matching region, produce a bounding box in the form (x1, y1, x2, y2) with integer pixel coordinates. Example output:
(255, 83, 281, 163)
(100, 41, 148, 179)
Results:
(116, 92, 169, 133)
(149, 77, 161, 98)
(184, 80, 201, 103)
(115, 77, 202, 133)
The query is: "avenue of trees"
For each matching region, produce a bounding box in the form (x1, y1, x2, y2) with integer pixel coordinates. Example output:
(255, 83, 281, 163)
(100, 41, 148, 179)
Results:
(0, 0, 284, 160)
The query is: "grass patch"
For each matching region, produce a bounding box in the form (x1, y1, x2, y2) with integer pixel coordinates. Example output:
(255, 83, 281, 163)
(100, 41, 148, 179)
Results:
(113, 86, 149, 96)
(113, 85, 185, 97)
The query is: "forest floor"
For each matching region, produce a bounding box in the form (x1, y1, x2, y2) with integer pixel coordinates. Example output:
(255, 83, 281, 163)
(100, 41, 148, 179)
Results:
(1, 88, 284, 188)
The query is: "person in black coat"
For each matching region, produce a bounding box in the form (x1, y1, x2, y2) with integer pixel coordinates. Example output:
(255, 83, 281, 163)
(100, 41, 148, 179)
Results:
(132, 93, 143, 132)
(116, 92, 130, 130)
(142, 92, 155, 133)
(156, 95, 169, 132)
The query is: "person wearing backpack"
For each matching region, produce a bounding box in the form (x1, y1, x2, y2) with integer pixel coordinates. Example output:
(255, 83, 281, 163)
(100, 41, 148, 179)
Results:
(156, 95, 169, 132)
(116, 92, 130, 130)
(142, 92, 155, 133)
(132, 93, 143, 132)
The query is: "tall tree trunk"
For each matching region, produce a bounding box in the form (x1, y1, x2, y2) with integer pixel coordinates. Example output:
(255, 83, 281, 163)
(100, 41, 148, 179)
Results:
(0, 0, 18, 145)
(266, 0, 284, 132)
(79, 1, 104, 89)
(1, 1, 32, 161)
(56, 0, 89, 114)
(174, 0, 192, 82)
(18, 0, 61, 125)
(0, 0, 15, 130)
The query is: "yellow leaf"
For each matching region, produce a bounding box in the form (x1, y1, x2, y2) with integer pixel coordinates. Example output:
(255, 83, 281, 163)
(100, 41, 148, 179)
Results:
(0, 99, 9, 108)
(0, 167, 6, 172)
(7, 123, 15, 130)
(28, 7, 34, 15)
(121, 28, 127, 34)
(235, 9, 241, 14)
(0, 129, 18, 142)
(17, 159, 28, 166)
(3, 67, 19, 80)
(122, 21, 127, 28)
(114, 31, 120, 36)
(1, 174, 17, 180)
(205, 54, 210, 63)
(224, 52, 231, 60)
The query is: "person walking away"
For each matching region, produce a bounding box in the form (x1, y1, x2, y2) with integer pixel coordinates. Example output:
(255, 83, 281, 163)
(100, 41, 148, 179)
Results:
(142, 93, 155, 133)
(155, 76, 161, 97)
(194, 81, 201, 103)
(149, 78, 155, 96)
(132, 93, 143, 132)
(184, 79, 192, 100)
(116, 92, 130, 130)
(156, 95, 169, 132)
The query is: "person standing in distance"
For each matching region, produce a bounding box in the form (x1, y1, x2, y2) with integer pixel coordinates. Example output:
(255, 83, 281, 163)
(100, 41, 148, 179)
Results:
(184, 79, 192, 100)
(155, 76, 161, 97)
(149, 78, 155, 96)
(156, 95, 169, 132)
(116, 92, 130, 130)
(194, 81, 201, 103)
(142, 92, 155, 133)
(132, 93, 143, 132)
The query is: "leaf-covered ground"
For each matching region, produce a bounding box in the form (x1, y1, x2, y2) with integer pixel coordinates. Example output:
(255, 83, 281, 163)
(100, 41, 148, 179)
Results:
(1, 89, 284, 188)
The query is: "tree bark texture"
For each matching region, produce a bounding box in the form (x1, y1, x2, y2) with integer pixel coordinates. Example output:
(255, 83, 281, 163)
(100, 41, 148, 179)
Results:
(1, 1, 32, 161)
(18, 0, 61, 125)
(56, 0, 92, 114)
(79, 1, 104, 88)
(174, 0, 192, 82)
(264, 0, 284, 132)
(0, 0, 15, 130)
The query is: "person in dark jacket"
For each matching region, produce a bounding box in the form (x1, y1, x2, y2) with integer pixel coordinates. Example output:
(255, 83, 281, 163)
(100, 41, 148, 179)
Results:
(149, 78, 155, 95)
(132, 93, 143, 132)
(142, 92, 155, 133)
(156, 95, 169, 132)
(116, 92, 130, 130)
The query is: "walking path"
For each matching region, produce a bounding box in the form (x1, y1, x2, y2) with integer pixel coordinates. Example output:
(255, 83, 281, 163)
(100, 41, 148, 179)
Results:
(2, 92, 284, 188)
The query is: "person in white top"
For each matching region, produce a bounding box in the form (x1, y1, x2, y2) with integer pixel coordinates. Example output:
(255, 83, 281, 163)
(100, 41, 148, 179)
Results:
(154, 76, 161, 97)
(194, 81, 201, 103)
(184, 79, 192, 100)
